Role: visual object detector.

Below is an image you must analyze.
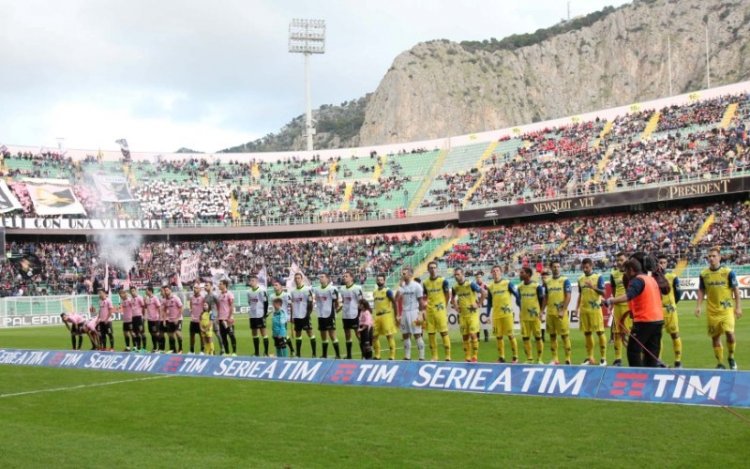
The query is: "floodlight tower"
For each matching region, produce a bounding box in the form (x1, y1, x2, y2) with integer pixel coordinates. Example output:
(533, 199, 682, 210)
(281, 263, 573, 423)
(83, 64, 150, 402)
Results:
(289, 18, 326, 152)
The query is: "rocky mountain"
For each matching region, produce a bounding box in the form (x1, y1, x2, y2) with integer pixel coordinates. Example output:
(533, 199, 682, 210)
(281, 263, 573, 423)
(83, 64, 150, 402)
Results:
(224, 0, 750, 151)
(359, 0, 750, 144)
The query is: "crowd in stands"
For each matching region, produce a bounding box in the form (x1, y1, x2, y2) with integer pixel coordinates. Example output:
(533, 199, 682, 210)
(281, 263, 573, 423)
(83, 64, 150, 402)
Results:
(0, 232, 435, 296)
(1, 92, 749, 222)
(134, 180, 231, 223)
(442, 201, 750, 275)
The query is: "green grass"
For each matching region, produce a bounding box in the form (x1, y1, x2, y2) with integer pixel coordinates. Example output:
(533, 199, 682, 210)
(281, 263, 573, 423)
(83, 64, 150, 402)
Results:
(1, 300, 749, 468)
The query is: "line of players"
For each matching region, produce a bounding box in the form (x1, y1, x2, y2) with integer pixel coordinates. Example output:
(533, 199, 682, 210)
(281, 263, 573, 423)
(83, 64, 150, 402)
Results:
(60, 249, 742, 368)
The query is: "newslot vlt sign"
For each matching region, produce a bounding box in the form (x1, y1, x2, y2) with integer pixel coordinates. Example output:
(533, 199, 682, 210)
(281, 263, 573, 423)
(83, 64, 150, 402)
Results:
(1, 349, 749, 408)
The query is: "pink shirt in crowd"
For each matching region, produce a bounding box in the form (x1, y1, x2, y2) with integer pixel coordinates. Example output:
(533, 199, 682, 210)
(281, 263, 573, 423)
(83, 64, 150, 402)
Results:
(163, 295, 184, 322)
(217, 291, 234, 321)
(98, 298, 114, 322)
(190, 294, 204, 322)
(145, 296, 161, 321)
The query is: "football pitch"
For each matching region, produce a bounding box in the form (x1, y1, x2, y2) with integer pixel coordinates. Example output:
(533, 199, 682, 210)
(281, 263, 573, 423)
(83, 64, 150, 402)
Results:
(1, 300, 749, 468)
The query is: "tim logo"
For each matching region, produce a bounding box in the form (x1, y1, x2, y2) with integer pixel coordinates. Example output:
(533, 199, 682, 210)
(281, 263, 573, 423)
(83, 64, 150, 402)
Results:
(610, 372, 647, 398)
(48, 352, 66, 366)
(329, 363, 358, 383)
(162, 356, 184, 373)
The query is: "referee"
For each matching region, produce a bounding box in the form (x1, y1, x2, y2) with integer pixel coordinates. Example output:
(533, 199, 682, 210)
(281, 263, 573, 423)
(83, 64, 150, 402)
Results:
(606, 258, 665, 367)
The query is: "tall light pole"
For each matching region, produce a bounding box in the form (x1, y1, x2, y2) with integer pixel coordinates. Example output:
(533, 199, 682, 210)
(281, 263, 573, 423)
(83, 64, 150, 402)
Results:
(705, 18, 711, 89)
(289, 18, 326, 152)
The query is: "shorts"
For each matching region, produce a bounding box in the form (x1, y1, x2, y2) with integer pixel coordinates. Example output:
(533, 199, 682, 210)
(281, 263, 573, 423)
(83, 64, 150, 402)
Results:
(132, 316, 144, 332)
(189, 321, 202, 335)
(69, 323, 83, 335)
(219, 321, 235, 336)
(612, 305, 631, 333)
(546, 311, 570, 336)
(318, 316, 336, 331)
(459, 313, 480, 336)
(97, 322, 112, 336)
(147, 320, 161, 335)
(122, 322, 133, 332)
(707, 314, 734, 336)
(400, 309, 422, 335)
(663, 311, 679, 335)
(492, 313, 514, 337)
(426, 309, 449, 335)
(521, 319, 542, 338)
(177, 319, 183, 331)
(580, 311, 604, 333)
(165, 321, 179, 333)
(293, 317, 313, 333)
(374, 312, 397, 336)
(249, 317, 267, 330)
(342, 318, 359, 331)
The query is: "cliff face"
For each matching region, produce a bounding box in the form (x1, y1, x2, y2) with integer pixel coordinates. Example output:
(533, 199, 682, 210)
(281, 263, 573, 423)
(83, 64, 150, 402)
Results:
(358, 0, 750, 145)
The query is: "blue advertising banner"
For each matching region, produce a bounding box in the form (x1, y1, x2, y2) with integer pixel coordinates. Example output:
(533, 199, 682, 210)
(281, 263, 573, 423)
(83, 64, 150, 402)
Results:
(1, 348, 749, 408)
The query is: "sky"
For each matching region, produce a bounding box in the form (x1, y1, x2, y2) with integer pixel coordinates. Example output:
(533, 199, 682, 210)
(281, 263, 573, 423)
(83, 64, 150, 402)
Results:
(0, 0, 631, 153)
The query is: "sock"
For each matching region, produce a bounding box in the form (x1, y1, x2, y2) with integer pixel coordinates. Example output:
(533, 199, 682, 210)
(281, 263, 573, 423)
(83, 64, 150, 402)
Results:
(229, 333, 237, 353)
(429, 334, 438, 360)
(388, 336, 397, 360)
(296, 338, 303, 357)
(598, 333, 607, 359)
(404, 339, 412, 360)
(714, 345, 723, 363)
(286, 338, 294, 354)
(523, 338, 531, 360)
(253, 337, 260, 356)
(416, 337, 425, 360)
(322, 342, 329, 358)
(728, 341, 736, 359)
(310, 337, 317, 357)
(373, 337, 381, 359)
(134, 335, 140, 350)
(510, 336, 518, 360)
(563, 336, 572, 362)
(585, 334, 594, 360)
(535, 337, 543, 361)
(177, 337, 183, 352)
(462, 338, 470, 361)
(550, 335, 558, 362)
(614, 335, 623, 360)
(263, 336, 269, 355)
(442, 334, 451, 360)
(471, 336, 478, 360)
(124, 335, 131, 349)
(160, 336, 166, 351)
(77, 335, 83, 350)
(151, 334, 158, 350)
(190, 339, 195, 354)
(332, 341, 341, 358)
(484, 329, 489, 341)
(71, 335, 76, 349)
(169, 337, 176, 352)
(496, 337, 505, 360)
(108, 333, 115, 349)
(674, 337, 682, 362)
(346, 340, 353, 359)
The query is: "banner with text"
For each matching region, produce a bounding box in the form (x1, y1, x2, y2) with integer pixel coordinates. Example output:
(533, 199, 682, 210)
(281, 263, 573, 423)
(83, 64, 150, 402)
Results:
(459, 176, 750, 223)
(0, 217, 163, 231)
(1, 349, 748, 408)
(180, 253, 201, 284)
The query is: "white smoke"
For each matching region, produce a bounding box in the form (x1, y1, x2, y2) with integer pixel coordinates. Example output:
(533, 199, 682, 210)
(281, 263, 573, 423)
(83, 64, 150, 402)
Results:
(94, 232, 142, 274)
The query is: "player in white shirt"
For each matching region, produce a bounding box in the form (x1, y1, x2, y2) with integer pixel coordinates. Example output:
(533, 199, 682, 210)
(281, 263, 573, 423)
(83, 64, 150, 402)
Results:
(246, 274, 270, 356)
(289, 273, 317, 357)
(314, 273, 341, 359)
(396, 266, 427, 360)
(339, 271, 364, 359)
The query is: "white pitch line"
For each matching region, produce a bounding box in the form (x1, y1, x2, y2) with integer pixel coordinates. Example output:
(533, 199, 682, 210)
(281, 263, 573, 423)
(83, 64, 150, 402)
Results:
(0, 375, 172, 399)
